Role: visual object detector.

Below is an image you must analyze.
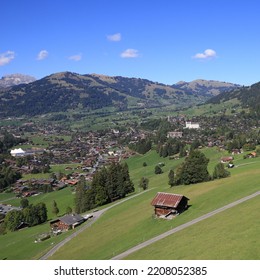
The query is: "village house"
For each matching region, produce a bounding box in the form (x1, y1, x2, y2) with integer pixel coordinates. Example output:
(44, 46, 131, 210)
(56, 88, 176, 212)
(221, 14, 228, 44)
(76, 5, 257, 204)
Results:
(151, 192, 189, 219)
(221, 156, 234, 163)
(0, 204, 21, 221)
(50, 213, 85, 231)
(167, 131, 183, 138)
(232, 149, 243, 155)
(246, 152, 257, 158)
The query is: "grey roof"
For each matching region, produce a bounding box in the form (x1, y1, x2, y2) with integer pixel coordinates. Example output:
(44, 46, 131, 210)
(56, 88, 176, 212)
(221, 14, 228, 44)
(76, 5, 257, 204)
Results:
(0, 204, 21, 215)
(59, 214, 85, 225)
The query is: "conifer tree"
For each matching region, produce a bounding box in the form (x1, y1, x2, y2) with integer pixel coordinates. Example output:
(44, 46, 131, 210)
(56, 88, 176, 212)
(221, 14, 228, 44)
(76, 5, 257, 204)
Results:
(52, 200, 59, 216)
(168, 169, 175, 187)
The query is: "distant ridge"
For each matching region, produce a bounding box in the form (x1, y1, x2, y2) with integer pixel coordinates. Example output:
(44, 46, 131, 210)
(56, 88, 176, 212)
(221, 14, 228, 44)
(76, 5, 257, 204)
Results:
(207, 81, 260, 114)
(0, 71, 241, 117)
(174, 79, 241, 96)
(0, 74, 36, 88)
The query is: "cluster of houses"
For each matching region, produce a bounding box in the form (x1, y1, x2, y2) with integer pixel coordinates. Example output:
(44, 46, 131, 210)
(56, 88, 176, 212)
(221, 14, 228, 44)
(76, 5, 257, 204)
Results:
(6, 127, 144, 198)
(167, 117, 200, 140)
(13, 178, 68, 197)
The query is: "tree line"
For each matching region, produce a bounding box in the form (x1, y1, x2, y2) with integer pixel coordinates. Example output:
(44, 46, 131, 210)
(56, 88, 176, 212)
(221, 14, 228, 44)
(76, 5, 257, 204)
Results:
(0, 165, 21, 192)
(2, 201, 47, 232)
(75, 162, 134, 213)
(168, 150, 230, 187)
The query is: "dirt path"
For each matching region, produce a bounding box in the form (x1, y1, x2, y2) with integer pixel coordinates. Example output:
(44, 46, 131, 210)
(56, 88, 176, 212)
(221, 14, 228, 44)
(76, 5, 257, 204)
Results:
(111, 190, 260, 260)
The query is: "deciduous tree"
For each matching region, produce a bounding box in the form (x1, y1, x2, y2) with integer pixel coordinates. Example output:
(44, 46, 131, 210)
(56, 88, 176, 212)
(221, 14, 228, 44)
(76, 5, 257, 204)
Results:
(139, 177, 149, 190)
(176, 150, 210, 185)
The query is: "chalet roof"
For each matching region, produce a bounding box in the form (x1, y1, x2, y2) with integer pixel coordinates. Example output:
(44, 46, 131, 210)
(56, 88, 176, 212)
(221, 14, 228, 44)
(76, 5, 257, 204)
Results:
(151, 192, 189, 208)
(59, 214, 85, 226)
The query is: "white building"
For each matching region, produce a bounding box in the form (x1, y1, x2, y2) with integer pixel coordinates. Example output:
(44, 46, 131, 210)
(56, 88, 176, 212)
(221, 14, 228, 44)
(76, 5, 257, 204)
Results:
(185, 121, 200, 129)
(167, 131, 183, 138)
(10, 148, 26, 157)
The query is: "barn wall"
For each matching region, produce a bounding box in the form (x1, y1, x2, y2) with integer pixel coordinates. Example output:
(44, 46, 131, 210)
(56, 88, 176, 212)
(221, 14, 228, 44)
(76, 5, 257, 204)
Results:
(50, 220, 70, 231)
(154, 207, 175, 216)
(176, 197, 188, 213)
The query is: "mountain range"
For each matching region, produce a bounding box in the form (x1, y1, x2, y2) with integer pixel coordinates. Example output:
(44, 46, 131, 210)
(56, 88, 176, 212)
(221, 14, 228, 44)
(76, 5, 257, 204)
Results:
(0, 74, 36, 88)
(208, 81, 260, 114)
(0, 72, 242, 117)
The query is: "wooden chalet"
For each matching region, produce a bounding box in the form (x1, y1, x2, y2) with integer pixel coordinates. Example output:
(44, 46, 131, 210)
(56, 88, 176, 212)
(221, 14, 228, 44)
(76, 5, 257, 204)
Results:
(50, 214, 85, 231)
(151, 192, 189, 219)
(221, 156, 234, 163)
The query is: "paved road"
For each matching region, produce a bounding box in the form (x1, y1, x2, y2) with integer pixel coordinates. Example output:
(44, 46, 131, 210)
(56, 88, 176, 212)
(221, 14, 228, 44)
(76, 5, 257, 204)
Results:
(39, 189, 153, 260)
(111, 190, 260, 260)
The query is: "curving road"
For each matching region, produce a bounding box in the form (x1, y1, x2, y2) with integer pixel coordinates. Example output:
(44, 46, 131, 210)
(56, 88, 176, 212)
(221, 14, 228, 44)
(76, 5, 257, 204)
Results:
(111, 190, 260, 260)
(39, 189, 153, 260)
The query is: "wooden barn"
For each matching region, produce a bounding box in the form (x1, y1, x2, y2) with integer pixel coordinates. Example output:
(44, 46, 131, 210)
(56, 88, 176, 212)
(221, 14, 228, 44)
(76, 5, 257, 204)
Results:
(151, 192, 189, 218)
(50, 214, 85, 231)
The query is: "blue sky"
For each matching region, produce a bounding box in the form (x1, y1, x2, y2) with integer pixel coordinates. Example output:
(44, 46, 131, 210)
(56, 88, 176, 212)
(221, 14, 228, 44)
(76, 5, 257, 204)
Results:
(1, 0, 260, 85)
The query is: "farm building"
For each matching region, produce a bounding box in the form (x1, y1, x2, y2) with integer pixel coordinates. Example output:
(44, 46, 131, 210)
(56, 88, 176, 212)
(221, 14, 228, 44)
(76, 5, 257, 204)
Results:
(151, 192, 189, 219)
(221, 156, 234, 163)
(50, 214, 85, 231)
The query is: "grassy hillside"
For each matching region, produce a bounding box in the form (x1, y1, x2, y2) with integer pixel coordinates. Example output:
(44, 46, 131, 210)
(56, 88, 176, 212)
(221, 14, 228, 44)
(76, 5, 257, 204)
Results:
(208, 81, 260, 115)
(125, 195, 260, 260)
(48, 150, 260, 260)
(0, 148, 259, 260)
(0, 72, 241, 118)
(4, 187, 74, 221)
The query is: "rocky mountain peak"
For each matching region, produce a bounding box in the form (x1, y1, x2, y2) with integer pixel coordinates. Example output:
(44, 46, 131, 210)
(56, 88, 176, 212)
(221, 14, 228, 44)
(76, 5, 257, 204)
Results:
(0, 74, 36, 88)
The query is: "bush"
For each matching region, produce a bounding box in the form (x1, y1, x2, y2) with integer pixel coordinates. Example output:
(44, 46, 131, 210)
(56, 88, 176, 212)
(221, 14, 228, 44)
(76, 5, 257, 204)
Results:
(155, 165, 163, 174)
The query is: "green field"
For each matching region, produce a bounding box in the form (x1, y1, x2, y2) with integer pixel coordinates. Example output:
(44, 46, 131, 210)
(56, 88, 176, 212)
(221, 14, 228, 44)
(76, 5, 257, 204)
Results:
(0, 187, 76, 260)
(125, 195, 260, 259)
(0, 148, 259, 260)
(1, 187, 75, 221)
(47, 150, 260, 260)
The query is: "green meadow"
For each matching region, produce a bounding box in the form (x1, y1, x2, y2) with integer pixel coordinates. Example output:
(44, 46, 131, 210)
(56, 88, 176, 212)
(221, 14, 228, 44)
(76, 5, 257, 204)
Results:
(1, 187, 75, 221)
(0, 148, 259, 260)
(48, 149, 260, 260)
(125, 195, 260, 260)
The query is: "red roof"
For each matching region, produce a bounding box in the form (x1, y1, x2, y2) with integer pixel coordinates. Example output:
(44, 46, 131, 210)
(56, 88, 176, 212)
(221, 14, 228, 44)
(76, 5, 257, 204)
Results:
(151, 192, 188, 208)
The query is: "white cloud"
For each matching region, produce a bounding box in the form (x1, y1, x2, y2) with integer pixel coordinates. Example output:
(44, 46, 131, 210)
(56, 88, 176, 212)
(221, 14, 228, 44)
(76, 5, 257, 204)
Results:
(0, 51, 15, 66)
(120, 49, 139, 58)
(107, 33, 121, 42)
(68, 53, 82, 61)
(37, 50, 48, 60)
(193, 49, 217, 59)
